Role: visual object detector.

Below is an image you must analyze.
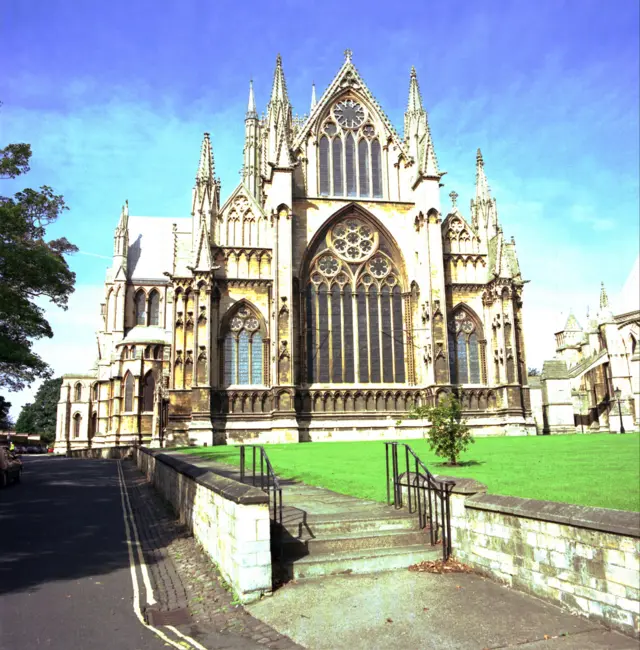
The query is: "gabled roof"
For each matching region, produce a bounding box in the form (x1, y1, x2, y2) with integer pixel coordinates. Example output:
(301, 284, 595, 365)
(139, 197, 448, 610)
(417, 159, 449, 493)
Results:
(219, 182, 267, 217)
(292, 56, 408, 157)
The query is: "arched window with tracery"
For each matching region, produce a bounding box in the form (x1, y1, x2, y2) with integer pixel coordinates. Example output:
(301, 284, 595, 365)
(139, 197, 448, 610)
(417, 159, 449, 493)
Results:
(448, 309, 483, 384)
(222, 305, 264, 386)
(305, 214, 405, 384)
(74, 383, 82, 401)
(73, 413, 82, 438)
(142, 372, 155, 412)
(134, 290, 146, 326)
(148, 290, 160, 326)
(124, 373, 135, 412)
(317, 99, 384, 199)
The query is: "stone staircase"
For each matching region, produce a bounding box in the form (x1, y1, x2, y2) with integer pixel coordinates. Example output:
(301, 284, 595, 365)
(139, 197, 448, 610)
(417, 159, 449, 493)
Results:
(275, 483, 441, 581)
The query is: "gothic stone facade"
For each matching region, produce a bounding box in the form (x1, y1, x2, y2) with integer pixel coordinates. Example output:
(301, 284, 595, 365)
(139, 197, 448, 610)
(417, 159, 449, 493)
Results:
(55, 53, 535, 451)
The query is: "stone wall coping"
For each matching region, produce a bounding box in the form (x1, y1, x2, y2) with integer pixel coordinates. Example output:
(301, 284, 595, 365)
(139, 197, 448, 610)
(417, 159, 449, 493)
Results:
(434, 475, 488, 495)
(138, 447, 269, 506)
(465, 492, 640, 538)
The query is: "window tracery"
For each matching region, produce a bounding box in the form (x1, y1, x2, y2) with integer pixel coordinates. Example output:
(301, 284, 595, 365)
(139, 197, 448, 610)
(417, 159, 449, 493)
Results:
(305, 216, 405, 384)
(318, 100, 383, 199)
(148, 290, 160, 326)
(222, 305, 264, 386)
(124, 373, 135, 412)
(448, 310, 482, 384)
(135, 290, 146, 325)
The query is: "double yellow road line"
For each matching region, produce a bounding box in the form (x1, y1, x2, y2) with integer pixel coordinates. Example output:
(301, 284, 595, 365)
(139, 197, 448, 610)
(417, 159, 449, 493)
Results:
(116, 460, 207, 650)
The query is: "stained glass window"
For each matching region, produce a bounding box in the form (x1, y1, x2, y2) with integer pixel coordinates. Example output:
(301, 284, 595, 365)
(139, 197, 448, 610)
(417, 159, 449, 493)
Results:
(345, 134, 356, 197)
(305, 217, 405, 384)
(316, 109, 383, 200)
(135, 291, 146, 325)
(358, 139, 370, 197)
(143, 372, 155, 412)
(222, 305, 263, 386)
(449, 310, 483, 385)
(371, 139, 382, 198)
(332, 138, 343, 196)
(319, 136, 330, 196)
(148, 290, 160, 326)
(124, 373, 135, 411)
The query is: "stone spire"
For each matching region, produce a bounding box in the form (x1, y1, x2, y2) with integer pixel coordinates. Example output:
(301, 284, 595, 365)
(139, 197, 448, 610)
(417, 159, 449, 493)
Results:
(470, 148, 499, 238)
(403, 66, 439, 183)
(247, 79, 257, 118)
(310, 83, 317, 112)
(192, 133, 220, 245)
(266, 54, 293, 169)
(113, 200, 129, 277)
(244, 80, 261, 200)
(196, 132, 215, 186)
(599, 281, 609, 309)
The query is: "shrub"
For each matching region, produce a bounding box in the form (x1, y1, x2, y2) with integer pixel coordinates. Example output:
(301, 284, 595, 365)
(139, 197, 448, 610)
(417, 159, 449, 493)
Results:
(408, 393, 474, 465)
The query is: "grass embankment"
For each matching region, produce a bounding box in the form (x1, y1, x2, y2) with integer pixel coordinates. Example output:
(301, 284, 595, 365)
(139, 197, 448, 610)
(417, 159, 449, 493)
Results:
(178, 433, 640, 512)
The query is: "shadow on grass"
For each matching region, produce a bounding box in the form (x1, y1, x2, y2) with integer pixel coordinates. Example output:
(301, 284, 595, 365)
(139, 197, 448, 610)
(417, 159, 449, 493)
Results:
(434, 460, 485, 467)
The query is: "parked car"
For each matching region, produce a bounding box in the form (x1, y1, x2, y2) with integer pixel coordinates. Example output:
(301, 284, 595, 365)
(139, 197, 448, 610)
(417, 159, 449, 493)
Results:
(0, 447, 22, 486)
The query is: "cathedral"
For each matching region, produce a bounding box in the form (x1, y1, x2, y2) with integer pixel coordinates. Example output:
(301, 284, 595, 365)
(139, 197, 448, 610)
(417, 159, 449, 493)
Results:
(55, 52, 535, 451)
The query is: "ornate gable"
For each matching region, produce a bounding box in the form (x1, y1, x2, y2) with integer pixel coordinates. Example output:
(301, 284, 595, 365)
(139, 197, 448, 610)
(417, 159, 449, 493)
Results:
(292, 53, 408, 158)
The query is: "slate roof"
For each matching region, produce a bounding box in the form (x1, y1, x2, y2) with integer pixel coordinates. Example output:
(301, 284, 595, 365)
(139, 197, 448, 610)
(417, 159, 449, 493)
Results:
(127, 216, 191, 281)
(541, 359, 569, 380)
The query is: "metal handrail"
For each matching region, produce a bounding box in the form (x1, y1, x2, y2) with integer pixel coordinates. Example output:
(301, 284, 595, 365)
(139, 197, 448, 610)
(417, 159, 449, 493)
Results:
(239, 445, 283, 562)
(384, 442, 455, 561)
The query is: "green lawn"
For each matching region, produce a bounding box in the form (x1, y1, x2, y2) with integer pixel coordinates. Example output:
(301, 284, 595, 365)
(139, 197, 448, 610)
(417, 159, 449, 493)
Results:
(177, 433, 640, 512)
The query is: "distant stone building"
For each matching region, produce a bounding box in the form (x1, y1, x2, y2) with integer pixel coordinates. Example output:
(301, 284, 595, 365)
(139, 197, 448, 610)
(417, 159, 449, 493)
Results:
(534, 258, 639, 434)
(55, 52, 535, 452)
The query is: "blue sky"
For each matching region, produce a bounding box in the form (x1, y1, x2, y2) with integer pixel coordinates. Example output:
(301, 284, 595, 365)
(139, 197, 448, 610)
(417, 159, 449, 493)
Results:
(2, 0, 639, 417)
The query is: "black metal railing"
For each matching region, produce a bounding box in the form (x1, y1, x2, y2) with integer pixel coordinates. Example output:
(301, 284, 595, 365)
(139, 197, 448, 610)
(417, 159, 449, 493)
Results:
(384, 442, 455, 561)
(239, 445, 283, 561)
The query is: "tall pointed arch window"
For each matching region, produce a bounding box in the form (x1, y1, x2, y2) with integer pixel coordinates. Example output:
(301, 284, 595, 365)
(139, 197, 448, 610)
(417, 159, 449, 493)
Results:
(305, 215, 405, 384)
(222, 305, 264, 386)
(74, 383, 83, 401)
(134, 290, 146, 325)
(448, 309, 483, 384)
(73, 413, 82, 438)
(317, 101, 384, 199)
(148, 290, 160, 326)
(142, 372, 155, 412)
(124, 373, 135, 412)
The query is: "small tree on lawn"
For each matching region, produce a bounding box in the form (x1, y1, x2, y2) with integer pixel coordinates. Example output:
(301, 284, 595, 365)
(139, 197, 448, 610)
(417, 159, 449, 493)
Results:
(408, 392, 474, 465)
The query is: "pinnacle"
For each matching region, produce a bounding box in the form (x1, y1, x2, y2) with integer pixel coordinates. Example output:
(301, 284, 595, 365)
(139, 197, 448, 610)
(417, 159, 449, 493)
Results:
(270, 53, 290, 106)
(311, 83, 317, 111)
(475, 148, 490, 201)
(406, 66, 424, 114)
(599, 281, 609, 309)
(196, 132, 215, 184)
(247, 79, 257, 117)
(476, 148, 484, 166)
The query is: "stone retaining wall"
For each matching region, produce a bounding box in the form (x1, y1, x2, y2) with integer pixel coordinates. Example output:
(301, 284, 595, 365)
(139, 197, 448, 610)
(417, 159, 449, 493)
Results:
(66, 446, 135, 459)
(445, 478, 640, 638)
(133, 447, 272, 603)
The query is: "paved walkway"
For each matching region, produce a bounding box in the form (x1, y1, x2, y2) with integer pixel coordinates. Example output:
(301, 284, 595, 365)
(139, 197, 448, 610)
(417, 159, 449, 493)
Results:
(170, 451, 638, 650)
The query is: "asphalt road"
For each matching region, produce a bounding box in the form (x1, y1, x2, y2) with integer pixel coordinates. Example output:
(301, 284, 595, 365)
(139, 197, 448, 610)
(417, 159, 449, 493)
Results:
(0, 456, 176, 650)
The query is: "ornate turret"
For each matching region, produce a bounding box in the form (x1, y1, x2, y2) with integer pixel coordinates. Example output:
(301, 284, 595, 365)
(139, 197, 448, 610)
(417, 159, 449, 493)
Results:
(192, 133, 220, 250)
(310, 83, 317, 112)
(112, 200, 129, 278)
(470, 149, 499, 238)
(403, 66, 439, 182)
(243, 80, 261, 201)
(265, 54, 293, 170)
(598, 281, 614, 324)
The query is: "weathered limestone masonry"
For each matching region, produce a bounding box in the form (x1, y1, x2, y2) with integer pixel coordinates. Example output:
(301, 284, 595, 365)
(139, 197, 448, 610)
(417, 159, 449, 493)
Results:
(444, 478, 640, 638)
(134, 447, 272, 604)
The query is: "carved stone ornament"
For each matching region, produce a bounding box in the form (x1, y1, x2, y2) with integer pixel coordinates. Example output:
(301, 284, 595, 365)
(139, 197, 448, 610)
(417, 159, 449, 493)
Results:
(185, 350, 194, 365)
(423, 344, 432, 366)
(278, 340, 290, 360)
(279, 297, 290, 317)
(421, 301, 430, 324)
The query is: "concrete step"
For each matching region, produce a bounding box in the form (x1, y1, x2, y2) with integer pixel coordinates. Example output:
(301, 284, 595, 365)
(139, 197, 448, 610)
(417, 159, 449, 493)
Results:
(279, 527, 431, 558)
(288, 511, 421, 538)
(281, 544, 442, 581)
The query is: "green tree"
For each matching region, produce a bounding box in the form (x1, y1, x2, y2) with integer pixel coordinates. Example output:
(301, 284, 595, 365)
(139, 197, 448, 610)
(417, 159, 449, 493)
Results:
(528, 367, 541, 376)
(0, 138, 77, 391)
(0, 395, 13, 430)
(15, 402, 36, 434)
(15, 377, 62, 443)
(408, 393, 474, 465)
